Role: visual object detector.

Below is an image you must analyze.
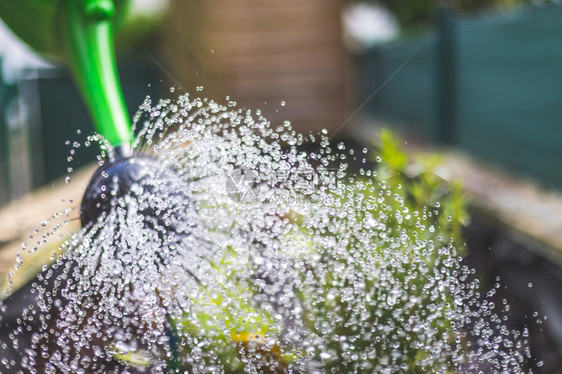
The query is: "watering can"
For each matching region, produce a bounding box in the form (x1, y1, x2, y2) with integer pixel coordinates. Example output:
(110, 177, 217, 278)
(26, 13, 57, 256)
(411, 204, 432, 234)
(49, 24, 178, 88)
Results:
(0, 0, 134, 155)
(1, 0, 188, 229)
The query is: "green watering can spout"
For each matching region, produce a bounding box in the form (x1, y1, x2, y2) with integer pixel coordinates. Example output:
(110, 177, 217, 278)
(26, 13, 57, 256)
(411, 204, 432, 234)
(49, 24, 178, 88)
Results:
(62, 0, 133, 152)
(0, 0, 133, 153)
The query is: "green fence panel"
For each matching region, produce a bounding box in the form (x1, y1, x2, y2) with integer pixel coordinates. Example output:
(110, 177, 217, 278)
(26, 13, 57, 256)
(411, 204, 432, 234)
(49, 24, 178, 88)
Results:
(455, 6, 562, 187)
(367, 36, 438, 140)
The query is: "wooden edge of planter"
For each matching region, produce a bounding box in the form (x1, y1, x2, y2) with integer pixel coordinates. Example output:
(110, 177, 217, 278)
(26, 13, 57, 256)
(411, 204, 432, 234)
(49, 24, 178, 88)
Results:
(0, 165, 96, 299)
(438, 151, 562, 268)
(355, 121, 562, 268)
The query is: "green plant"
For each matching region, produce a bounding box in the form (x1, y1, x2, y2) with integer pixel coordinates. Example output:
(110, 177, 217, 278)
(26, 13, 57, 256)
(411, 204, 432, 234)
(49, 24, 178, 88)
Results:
(285, 129, 469, 372)
(172, 245, 290, 373)
(364, 0, 549, 28)
(374, 129, 468, 249)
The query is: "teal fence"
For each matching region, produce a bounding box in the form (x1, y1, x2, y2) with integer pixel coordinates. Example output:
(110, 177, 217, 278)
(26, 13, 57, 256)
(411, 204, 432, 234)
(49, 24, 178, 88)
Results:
(34, 62, 162, 185)
(370, 37, 438, 139)
(0, 60, 163, 206)
(362, 5, 562, 188)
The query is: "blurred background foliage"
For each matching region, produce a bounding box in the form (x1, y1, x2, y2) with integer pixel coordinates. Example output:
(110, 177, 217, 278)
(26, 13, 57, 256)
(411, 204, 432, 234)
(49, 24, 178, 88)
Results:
(365, 0, 550, 27)
(372, 130, 468, 248)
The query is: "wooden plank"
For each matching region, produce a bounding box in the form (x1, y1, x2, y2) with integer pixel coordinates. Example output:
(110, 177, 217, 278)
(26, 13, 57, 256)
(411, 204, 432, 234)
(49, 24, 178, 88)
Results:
(161, 0, 349, 134)
(220, 71, 345, 96)
(201, 51, 345, 80)
(220, 47, 344, 69)
(204, 29, 342, 56)
(442, 151, 562, 267)
(200, 0, 342, 15)
(0, 165, 94, 299)
(202, 8, 342, 35)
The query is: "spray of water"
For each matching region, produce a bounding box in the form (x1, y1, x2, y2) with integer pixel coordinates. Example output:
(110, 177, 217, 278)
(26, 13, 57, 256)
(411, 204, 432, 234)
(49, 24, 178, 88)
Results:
(0, 93, 533, 373)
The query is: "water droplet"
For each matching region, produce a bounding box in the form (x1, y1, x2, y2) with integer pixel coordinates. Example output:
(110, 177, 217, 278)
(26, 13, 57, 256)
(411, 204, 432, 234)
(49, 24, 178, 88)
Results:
(0, 91, 533, 374)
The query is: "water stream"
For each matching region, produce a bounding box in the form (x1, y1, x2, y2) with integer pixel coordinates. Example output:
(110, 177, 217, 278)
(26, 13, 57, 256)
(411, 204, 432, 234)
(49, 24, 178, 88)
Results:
(0, 93, 534, 373)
